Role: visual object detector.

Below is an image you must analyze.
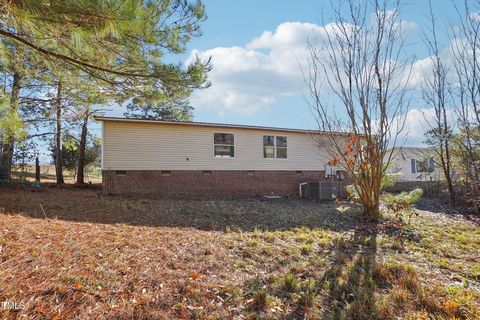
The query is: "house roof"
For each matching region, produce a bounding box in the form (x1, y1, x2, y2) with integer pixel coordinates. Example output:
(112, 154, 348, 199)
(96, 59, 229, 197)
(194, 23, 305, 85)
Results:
(389, 147, 435, 156)
(94, 116, 340, 135)
(390, 147, 433, 151)
(388, 147, 435, 160)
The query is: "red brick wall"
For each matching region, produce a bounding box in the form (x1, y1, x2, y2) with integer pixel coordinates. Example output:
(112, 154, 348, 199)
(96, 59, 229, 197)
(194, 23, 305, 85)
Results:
(103, 170, 346, 198)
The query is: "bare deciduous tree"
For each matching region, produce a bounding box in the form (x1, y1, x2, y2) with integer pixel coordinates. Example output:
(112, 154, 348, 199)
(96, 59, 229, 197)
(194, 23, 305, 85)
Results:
(451, 0, 480, 212)
(422, 0, 456, 204)
(305, 0, 410, 220)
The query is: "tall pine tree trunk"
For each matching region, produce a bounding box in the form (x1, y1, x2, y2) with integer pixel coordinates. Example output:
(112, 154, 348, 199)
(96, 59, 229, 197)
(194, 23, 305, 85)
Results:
(0, 72, 21, 183)
(55, 81, 64, 185)
(76, 113, 88, 184)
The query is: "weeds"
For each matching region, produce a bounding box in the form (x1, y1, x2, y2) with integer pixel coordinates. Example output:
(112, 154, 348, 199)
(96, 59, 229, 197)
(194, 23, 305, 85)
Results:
(300, 243, 314, 255)
(296, 279, 318, 309)
(280, 273, 298, 293)
(251, 289, 270, 310)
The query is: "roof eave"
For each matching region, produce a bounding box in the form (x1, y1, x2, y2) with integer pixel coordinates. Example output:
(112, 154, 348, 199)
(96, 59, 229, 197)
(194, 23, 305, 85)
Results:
(93, 116, 327, 135)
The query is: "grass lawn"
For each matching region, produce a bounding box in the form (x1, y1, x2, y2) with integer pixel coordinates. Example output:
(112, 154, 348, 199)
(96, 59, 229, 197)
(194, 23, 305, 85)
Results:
(0, 186, 479, 319)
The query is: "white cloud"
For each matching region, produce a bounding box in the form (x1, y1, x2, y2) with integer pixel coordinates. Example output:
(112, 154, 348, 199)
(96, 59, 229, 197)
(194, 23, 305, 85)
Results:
(394, 107, 458, 147)
(188, 17, 417, 116)
(246, 22, 328, 50)
(404, 35, 465, 90)
(187, 22, 331, 116)
(401, 108, 431, 145)
(403, 57, 434, 88)
(382, 10, 418, 35)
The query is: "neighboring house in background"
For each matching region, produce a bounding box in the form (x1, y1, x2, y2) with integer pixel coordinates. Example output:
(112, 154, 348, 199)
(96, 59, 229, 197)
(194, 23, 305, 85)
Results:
(388, 147, 441, 182)
(96, 116, 347, 197)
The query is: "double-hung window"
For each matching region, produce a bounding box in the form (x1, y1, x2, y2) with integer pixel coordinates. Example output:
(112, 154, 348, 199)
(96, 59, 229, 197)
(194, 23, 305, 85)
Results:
(263, 135, 287, 159)
(263, 135, 275, 158)
(411, 158, 434, 173)
(276, 136, 287, 158)
(214, 133, 235, 158)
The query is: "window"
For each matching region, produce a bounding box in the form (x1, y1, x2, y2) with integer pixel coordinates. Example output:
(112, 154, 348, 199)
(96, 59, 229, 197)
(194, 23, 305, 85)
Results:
(263, 135, 287, 159)
(263, 135, 275, 158)
(276, 136, 287, 158)
(417, 158, 434, 173)
(214, 133, 235, 158)
(411, 158, 434, 173)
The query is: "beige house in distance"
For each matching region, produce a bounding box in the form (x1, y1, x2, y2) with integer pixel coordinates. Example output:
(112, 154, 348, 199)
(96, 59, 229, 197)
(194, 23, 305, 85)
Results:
(96, 116, 345, 197)
(388, 147, 441, 182)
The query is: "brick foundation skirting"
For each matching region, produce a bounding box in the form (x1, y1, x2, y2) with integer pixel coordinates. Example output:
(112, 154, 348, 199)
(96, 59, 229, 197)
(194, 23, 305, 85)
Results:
(102, 170, 346, 198)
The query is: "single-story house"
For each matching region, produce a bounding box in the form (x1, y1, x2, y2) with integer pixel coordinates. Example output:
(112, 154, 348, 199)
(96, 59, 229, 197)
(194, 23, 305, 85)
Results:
(96, 116, 347, 197)
(387, 147, 441, 182)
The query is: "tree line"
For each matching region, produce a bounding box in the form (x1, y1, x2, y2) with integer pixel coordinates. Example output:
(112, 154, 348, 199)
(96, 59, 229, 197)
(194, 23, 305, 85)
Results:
(307, 0, 480, 219)
(422, 0, 480, 212)
(0, 0, 210, 184)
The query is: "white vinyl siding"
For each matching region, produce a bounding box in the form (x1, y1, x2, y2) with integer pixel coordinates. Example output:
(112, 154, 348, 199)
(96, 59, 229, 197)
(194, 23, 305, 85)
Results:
(388, 148, 441, 182)
(101, 120, 329, 170)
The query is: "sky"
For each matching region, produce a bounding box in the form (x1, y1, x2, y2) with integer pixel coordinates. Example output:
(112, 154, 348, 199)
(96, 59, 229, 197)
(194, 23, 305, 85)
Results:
(31, 0, 465, 164)
(98, 0, 459, 148)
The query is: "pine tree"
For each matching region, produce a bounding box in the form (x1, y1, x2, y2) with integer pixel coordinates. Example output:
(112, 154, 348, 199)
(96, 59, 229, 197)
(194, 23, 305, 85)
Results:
(0, 0, 210, 182)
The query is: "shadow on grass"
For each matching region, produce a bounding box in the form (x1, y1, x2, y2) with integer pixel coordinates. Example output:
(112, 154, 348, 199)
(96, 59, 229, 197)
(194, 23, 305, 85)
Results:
(243, 223, 379, 319)
(415, 198, 480, 226)
(317, 223, 378, 319)
(0, 184, 361, 232)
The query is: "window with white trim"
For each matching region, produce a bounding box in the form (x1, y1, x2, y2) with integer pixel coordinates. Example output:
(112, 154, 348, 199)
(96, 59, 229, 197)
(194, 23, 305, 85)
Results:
(276, 136, 287, 158)
(214, 133, 235, 158)
(263, 135, 287, 159)
(263, 135, 275, 158)
(411, 158, 434, 173)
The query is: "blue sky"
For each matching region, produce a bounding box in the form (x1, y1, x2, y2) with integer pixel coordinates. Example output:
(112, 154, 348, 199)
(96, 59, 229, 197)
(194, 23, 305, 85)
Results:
(102, 0, 457, 144)
(187, 1, 453, 130)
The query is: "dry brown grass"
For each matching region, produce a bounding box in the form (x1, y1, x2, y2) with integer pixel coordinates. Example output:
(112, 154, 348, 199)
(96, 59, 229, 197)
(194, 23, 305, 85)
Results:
(0, 184, 358, 231)
(0, 185, 479, 319)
